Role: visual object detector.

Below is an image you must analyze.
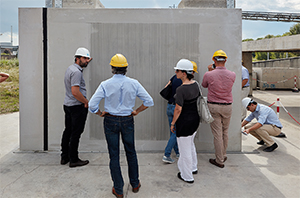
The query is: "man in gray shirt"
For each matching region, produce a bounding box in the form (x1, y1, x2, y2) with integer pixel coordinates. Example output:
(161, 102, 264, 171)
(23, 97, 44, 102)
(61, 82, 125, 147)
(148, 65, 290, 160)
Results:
(61, 47, 92, 168)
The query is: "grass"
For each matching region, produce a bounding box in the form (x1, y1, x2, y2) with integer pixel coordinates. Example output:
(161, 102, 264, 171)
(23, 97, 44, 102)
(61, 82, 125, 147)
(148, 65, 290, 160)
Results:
(0, 58, 19, 114)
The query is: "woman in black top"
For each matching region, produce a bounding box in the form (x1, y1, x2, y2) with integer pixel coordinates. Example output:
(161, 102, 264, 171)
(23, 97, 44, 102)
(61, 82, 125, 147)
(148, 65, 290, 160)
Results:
(171, 59, 200, 183)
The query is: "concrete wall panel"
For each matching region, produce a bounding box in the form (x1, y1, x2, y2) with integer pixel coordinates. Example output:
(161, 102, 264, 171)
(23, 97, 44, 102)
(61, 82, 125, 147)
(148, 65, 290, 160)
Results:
(20, 8, 242, 152)
(19, 8, 44, 150)
(254, 67, 300, 90)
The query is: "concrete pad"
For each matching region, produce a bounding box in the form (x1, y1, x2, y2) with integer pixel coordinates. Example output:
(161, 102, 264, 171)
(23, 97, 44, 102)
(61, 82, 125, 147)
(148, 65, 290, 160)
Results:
(0, 90, 300, 197)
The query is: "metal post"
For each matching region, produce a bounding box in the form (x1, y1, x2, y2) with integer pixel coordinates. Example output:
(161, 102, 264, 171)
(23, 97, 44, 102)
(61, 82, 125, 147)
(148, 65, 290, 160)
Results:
(277, 98, 280, 118)
(54, 0, 62, 8)
(227, 0, 235, 8)
(11, 26, 13, 45)
(292, 75, 299, 92)
(45, 0, 53, 7)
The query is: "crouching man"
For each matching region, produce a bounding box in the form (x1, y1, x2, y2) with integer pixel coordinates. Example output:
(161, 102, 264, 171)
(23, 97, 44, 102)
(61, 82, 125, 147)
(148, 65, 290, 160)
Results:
(241, 97, 283, 152)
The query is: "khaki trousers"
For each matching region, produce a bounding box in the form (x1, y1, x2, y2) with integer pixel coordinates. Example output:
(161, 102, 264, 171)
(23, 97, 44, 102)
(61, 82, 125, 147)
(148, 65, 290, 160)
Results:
(244, 122, 281, 146)
(208, 103, 232, 165)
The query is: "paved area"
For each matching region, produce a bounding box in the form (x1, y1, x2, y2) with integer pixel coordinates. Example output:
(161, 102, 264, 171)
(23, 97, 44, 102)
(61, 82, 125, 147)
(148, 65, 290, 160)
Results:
(0, 90, 299, 198)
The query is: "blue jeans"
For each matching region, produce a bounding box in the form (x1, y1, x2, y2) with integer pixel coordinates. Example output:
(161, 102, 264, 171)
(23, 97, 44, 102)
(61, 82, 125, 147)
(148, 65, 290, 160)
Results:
(164, 103, 179, 157)
(104, 116, 139, 195)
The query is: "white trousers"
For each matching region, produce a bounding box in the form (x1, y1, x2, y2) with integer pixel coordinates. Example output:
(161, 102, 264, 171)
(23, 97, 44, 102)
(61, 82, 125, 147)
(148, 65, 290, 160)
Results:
(177, 131, 198, 182)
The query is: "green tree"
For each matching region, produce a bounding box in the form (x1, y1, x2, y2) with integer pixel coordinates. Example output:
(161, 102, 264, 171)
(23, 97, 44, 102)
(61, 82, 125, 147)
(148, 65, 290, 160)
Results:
(289, 23, 300, 35)
(264, 34, 274, 39)
(242, 38, 254, 42)
(282, 32, 291, 37)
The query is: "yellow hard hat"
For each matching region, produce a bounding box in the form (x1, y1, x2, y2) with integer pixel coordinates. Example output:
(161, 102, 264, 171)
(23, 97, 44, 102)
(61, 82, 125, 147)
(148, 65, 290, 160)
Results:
(190, 61, 198, 73)
(212, 50, 227, 61)
(110, 53, 128, 67)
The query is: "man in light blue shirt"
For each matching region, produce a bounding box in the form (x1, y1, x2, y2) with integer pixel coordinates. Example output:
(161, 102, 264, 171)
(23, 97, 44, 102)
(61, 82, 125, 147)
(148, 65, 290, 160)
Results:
(89, 53, 153, 198)
(241, 97, 282, 152)
(241, 64, 250, 120)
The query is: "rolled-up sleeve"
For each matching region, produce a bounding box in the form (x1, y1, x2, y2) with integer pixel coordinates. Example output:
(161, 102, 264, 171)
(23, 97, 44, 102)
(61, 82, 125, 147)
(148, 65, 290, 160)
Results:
(245, 113, 254, 122)
(136, 82, 154, 107)
(88, 83, 105, 113)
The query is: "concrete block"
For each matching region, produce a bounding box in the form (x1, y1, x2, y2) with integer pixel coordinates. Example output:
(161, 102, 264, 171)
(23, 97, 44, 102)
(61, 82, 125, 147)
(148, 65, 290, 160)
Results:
(178, 0, 227, 8)
(254, 67, 300, 90)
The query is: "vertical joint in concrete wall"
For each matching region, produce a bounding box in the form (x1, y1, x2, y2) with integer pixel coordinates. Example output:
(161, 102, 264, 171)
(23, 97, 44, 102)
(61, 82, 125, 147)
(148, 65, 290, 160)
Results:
(43, 8, 48, 151)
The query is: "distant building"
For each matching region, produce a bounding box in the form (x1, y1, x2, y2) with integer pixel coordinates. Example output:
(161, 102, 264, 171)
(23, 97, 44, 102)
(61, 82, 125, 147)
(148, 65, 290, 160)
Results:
(0, 42, 19, 58)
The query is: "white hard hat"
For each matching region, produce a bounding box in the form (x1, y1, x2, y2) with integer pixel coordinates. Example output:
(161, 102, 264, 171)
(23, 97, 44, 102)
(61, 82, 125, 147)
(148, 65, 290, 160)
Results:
(75, 47, 90, 58)
(242, 97, 252, 109)
(174, 59, 193, 74)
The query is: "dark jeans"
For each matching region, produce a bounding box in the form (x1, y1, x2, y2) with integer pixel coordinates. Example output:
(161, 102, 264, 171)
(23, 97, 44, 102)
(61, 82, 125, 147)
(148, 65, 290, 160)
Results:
(61, 104, 88, 162)
(104, 116, 139, 195)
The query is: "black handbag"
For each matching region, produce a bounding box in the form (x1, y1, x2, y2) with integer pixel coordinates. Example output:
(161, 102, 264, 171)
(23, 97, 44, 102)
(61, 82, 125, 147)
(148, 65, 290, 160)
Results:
(160, 76, 175, 100)
(160, 83, 172, 100)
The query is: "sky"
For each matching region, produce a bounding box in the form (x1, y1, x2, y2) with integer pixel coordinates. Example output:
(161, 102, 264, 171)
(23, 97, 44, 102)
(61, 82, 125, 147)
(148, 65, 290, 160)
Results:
(0, 0, 299, 45)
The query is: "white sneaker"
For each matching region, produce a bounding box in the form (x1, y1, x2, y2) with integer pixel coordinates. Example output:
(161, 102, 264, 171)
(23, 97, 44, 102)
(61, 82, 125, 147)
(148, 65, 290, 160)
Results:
(162, 156, 175, 164)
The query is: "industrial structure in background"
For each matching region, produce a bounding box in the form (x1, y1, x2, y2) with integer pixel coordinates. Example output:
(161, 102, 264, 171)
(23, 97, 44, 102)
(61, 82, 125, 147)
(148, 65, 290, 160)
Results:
(0, 26, 18, 59)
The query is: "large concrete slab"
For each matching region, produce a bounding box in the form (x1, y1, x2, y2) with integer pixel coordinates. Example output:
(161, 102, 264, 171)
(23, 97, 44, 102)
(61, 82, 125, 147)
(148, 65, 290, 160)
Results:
(242, 34, 300, 52)
(19, 8, 242, 152)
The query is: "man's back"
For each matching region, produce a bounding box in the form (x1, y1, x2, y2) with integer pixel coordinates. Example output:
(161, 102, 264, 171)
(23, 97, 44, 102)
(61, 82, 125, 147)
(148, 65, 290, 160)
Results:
(89, 74, 153, 116)
(202, 67, 236, 103)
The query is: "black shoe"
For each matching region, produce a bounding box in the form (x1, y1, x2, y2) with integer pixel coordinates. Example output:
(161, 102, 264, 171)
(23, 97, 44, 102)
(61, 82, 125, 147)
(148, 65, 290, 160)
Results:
(177, 172, 194, 183)
(60, 158, 69, 165)
(192, 170, 198, 174)
(257, 140, 265, 145)
(69, 159, 89, 168)
(275, 132, 286, 138)
(263, 143, 278, 152)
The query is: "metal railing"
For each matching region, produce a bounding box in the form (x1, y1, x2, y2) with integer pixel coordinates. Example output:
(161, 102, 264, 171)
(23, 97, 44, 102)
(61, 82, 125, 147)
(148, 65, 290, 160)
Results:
(242, 11, 300, 22)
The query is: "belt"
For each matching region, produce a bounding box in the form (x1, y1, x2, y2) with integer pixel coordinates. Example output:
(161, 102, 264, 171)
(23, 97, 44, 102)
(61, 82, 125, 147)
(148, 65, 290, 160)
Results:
(274, 125, 282, 129)
(106, 113, 132, 118)
(242, 86, 249, 88)
(207, 101, 232, 105)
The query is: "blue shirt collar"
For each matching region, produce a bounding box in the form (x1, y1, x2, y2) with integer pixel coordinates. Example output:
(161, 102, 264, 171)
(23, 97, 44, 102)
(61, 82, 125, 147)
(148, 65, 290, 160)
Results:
(255, 104, 260, 112)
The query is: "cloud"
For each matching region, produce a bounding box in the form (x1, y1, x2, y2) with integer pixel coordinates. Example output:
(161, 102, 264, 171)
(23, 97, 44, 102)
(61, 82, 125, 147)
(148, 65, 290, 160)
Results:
(236, 0, 300, 12)
(0, 32, 18, 46)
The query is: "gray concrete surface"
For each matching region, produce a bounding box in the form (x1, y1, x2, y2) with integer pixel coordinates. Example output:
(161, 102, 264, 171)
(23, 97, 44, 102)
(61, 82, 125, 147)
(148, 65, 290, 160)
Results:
(19, 8, 242, 152)
(0, 90, 300, 198)
(242, 34, 300, 53)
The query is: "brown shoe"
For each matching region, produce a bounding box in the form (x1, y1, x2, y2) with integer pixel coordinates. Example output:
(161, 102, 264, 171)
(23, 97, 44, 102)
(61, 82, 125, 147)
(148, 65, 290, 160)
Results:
(209, 159, 224, 168)
(132, 182, 141, 193)
(223, 157, 227, 162)
(112, 187, 123, 198)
